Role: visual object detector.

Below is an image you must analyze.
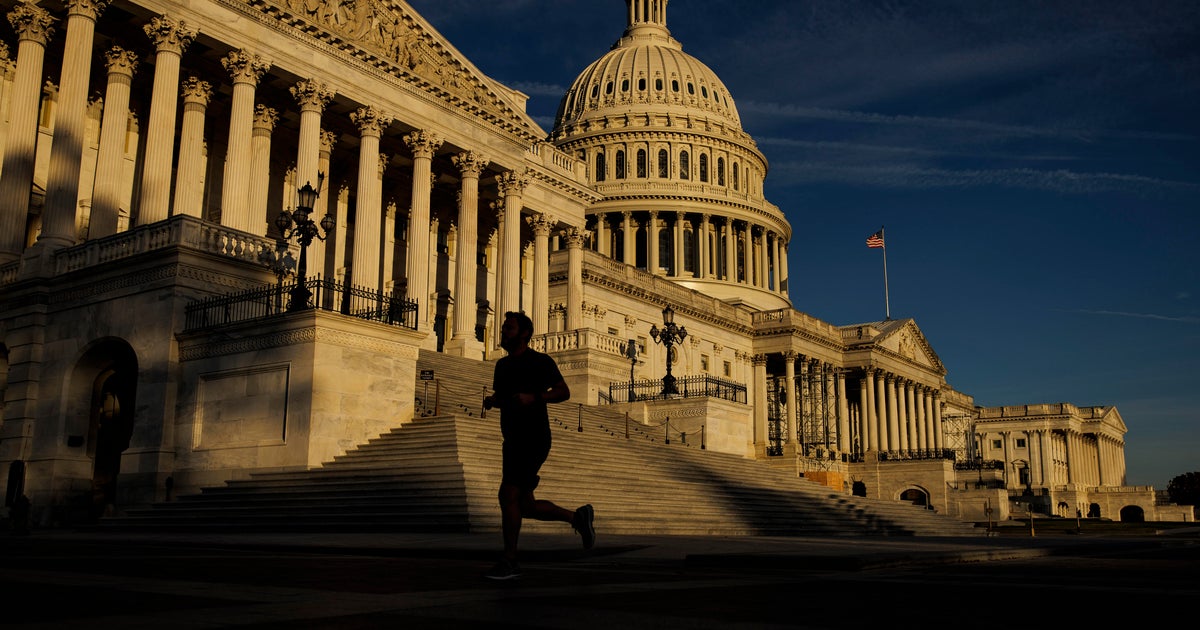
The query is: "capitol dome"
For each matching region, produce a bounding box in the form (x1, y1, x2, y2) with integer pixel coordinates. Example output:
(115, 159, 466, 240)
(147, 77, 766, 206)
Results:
(550, 0, 791, 313)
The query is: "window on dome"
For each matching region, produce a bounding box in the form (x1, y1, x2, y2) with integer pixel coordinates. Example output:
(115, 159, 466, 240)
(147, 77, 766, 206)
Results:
(639, 78, 646, 91)
(671, 80, 679, 92)
(605, 81, 613, 95)
(637, 149, 647, 178)
(591, 85, 599, 99)
(733, 163, 739, 190)
(683, 227, 695, 273)
(679, 151, 690, 179)
(615, 150, 626, 179)
(687, 83, 695, 95)
(699, 154, 708, 182)
(658, 149, 669, 178)
(596, 152, 606, 182)
(621, 79, 629, 92)
(717, 157, 726, 186)
(701, 86, 708, 98)
(656, 78, 663, 91)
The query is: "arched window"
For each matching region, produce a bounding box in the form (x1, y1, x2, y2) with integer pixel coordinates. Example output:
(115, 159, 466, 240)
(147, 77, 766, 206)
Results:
(671, 79, 680, 93)
(717, 157, 726, 186)
(590, 84, 599, 99)
(638, 78, 646, 91)
(615, 150, 626, 179)
(679, 151, 690, 180)
(595, 152, 606, 182)
(701, 86, 708, 98)
(732, 163, 739, 190)
(655, 78, 663, 91)
(683, 226, 695, 273)
(636, 149, 647, 178)
(605, 81, 613, 95)
(658, 228, 672, 270)
(699, 154, 709, 182)
(621, 79, 629, 92)
(658, 149, 669, 178)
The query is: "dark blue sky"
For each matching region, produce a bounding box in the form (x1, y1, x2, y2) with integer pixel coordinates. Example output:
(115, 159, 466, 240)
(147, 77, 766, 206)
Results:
(408, 0, 1200, 487)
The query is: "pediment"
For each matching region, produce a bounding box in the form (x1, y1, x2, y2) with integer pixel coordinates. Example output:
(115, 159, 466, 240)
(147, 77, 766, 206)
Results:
(875, 319, 945, 372)
(264, 0, 542, 142)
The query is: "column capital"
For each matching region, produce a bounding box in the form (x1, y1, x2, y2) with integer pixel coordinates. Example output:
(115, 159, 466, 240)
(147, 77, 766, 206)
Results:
(526, 213, 557, 236)
(452, 151, 490, 178)
(497, 169, 530, 197)
(103, 46, 138, 77)
(752, 354, 768, 366)
(351, 105, 392, 136)
(377, 153, 390, 176)
(292, 78, 335, 112)
(403, 130, 443, 158)
(222, 49, 271, 85)
(181, 76, 212, 105)
(562, 226, 591, 248)
(144, 16, 196, 54)
(319, 129, 337, 152)
(251, 103, 277, 129)
(8, 3, 57, 44)
(66, 0, 110, 21)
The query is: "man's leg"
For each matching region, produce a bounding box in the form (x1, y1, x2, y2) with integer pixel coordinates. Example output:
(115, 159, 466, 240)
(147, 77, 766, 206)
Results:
(498, 482, 524, 561)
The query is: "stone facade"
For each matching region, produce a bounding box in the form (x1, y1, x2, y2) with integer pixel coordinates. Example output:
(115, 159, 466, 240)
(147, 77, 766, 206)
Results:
(0, 0, 1191, 527)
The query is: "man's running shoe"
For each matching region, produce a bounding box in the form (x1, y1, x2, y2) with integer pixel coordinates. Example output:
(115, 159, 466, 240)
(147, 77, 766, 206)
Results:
(573, 504, 596, 550)
(484, 558, 522, 581)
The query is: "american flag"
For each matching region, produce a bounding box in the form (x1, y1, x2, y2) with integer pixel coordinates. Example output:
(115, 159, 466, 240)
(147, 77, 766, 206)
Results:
(866, 230, 885, 249)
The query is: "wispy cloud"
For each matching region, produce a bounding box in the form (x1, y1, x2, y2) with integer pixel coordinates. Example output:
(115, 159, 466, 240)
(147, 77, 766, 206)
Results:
(1065, 309, 1200, 324)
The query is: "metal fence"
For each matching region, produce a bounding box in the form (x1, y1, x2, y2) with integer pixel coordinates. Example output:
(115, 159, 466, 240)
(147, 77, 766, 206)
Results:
(184, 276, 417, 331)
(601, 375, 747, 404)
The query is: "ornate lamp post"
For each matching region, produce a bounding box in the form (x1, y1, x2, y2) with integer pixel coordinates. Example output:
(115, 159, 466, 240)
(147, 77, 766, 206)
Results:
(274, 178, 333, 311)
(649, 305, 687, 397)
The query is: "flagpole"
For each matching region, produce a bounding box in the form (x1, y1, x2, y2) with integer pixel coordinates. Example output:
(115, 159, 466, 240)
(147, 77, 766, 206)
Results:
(881, 227, 890, 320)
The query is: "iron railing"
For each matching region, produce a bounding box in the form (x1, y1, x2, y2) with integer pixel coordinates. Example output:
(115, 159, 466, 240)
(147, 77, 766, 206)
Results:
(184, 276, 417, 331)
(602, 375, 747, 404)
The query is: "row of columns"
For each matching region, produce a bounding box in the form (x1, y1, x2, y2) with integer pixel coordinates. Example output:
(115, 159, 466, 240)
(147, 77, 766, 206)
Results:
(854, 367, 944, 454)
(0, 1, 589, 356)
(591, 210, 788, 293)
(983, 428, 1125, 489)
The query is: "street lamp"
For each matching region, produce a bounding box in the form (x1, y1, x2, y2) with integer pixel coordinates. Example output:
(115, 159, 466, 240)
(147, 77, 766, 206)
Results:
(275, 177, 333, 311)
(649, 305, 686, 397)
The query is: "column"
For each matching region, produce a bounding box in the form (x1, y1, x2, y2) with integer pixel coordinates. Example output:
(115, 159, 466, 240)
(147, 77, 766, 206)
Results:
(778, 238, 789, 294)
(39, 0, 109, 250)
(445, 150, 488, 356)
(594, 212, 608, 256)
(724, 220, 736, 281)
(757, 229, 769, 288)
(769, 232, 779, 291)
(914, 386, 927, 450)
(349, 106, 392, 292)
(375, 154, 390, 287)
(753, 354, 768, 454)
(784, 352, 798, 446)
(89, 47, 137, 238)
(859, 374, 872, 452)
(933, 391, 944, 449)
(219, 49, 270, 232)
(673, 211, 684, 276)
(402, 130, 443, 335)
(621, 211, 634, 265)
(171, 77, 213, 218)
(245, 104, 277, 231)
(698, 214, 710, 279)
(863, 369, 877, 451)
(314, 130, 336, 273)
(836, 369, 850, 453)
(873, 370, 887, 451)
(496, 170, 527, 325)
(332, 184, 350, 283)
(527, 213, 555, 334)
(0, 2, 55, 261)
(137, 16, 196, 226)
(740, 222, 751, 284)
(564, 226, 589, 330)
(291, 79, 334, 195)
(647, 210, 659, 274)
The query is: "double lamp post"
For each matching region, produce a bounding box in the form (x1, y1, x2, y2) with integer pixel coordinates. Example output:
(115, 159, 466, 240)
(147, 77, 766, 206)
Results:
(274, 178, 333, 311)
(649, 305, 687, 397)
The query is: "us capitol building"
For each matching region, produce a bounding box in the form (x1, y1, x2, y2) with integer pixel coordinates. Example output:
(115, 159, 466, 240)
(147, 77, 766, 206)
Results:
(0, 0, 1191, 528)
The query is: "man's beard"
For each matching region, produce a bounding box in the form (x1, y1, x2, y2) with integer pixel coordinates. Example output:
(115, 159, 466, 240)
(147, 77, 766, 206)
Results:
(500, 336, 518, 352)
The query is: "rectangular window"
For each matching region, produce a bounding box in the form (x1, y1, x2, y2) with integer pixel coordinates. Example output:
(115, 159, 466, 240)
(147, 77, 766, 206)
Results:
(992, 439, 1002, 449)
(723, 361, 731, 377)
(607, 327, 619, 336)
(700, 354, 709, 372)
(1016, 438, 1027, 448)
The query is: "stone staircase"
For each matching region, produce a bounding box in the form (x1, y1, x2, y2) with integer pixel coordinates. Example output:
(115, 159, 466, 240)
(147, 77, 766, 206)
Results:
(103, 350, 983, 537)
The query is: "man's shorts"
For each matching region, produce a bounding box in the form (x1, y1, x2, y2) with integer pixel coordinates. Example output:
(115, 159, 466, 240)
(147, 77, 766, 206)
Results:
(502, 437, 551, 491)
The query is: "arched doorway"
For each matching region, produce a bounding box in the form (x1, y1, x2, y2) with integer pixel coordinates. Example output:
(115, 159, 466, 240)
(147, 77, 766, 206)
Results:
(69, 339, 138, 521)
(900, 487, 929, 507)
(1119, 505, 1145, 522)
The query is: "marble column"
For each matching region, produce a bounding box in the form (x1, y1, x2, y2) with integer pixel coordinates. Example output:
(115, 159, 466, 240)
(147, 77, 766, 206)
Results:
(740, 223, 751, 284)
(724, 220, 736, 281)
(784, 352, 798, 446)
(171, 77, 212, 219)
(402, 130, 443, 335)
(137, 16, 195, 226)
(933, 391, 944, 449)
(769, 232, 779, 291)
(621, 211, 634, 264)
(778, 238, 789, 294)
(647, 210, 659, 274)
(564, 226, 589, 330)
(219, 49, 270, 232)
(527, 213, 556, 334)
(445, 151, 488, 356)
(291, 79, 334, 195)
(496, 170, 528, 325)
(1038, 429, 1053, 486)
(246, 105, 277, 232)
(594, 212, 608, 256)
(39, 0, 109, 250)
(89, 47, 137, 238)
(858, 374, 872, 452)
(349, 106, 392, 292)
(836, 369, 850, 453)
(673, 211, 684, 276)
(874, 370, 888, 451)
(376, 154, 390, 288)
(863, 369, 877, 451)
(698, 213, 710, 279)
(753, 354, 769, 454)
(0, 2, 55, 261)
